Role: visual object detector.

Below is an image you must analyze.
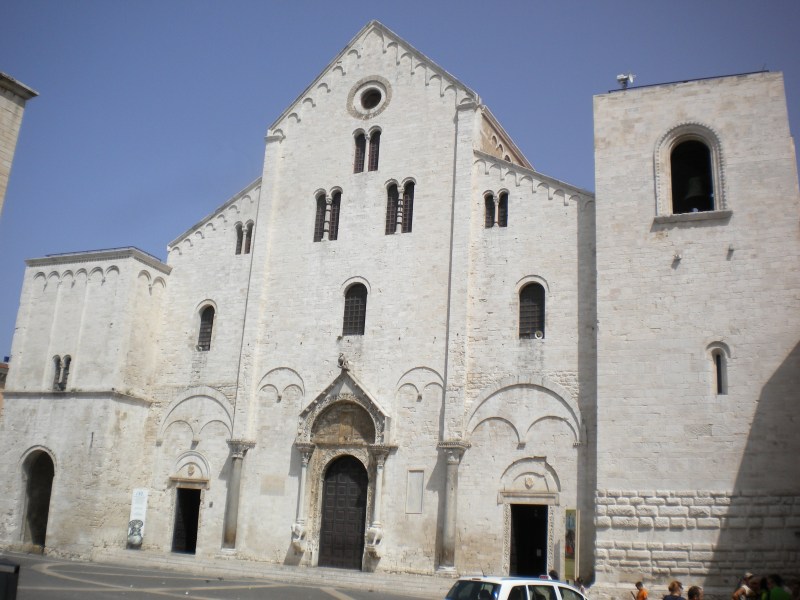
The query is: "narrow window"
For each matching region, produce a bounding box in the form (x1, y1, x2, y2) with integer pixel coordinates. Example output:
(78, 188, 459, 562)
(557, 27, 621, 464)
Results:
(385, 185, 399, 235)
(671, 140, 714, 214)
(354, 133, 366, 173)
(498, 192, 508, 227)
(368, 131, 381, 171)
(60, 355, 71, 390)
(329, 192, 341, 241)
(712, 349, 728, 395)
(52, 356, 62, 391)
(313, 194, 326, 242)
(402, 182, 414, 233)
(485, 194, 495, 228)
(342, 283, 367, 336)
(243, 222, 254, 254)
(198, 306, 215, 351)
(235, 224, 243, 255)
(519, 283, 545, 339)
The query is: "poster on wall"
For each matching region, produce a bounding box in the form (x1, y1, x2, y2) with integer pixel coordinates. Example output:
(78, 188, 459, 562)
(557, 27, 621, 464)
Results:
(127, 488, 148, 549)
(564, 509, 578, 582)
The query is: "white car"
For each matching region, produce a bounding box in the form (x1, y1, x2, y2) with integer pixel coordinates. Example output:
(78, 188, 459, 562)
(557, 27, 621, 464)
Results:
(446, 576, 589, 600)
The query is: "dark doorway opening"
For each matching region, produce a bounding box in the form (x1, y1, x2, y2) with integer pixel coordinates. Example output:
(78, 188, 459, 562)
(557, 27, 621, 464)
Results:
(318, 455, 367, 569)
(510, 504, 548, 576)
(172, 488, 200, 554)
(23, 451, 55, 547)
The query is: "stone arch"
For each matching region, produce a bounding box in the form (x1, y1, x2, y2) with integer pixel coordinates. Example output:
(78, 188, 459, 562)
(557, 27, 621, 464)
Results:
(158, 386, 233, 442)
(467, 375, 583, 444)
(20, 447, 56, 547)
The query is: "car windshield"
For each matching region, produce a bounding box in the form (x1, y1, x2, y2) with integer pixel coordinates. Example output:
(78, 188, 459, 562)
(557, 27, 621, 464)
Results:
(447, 580, 501, 600)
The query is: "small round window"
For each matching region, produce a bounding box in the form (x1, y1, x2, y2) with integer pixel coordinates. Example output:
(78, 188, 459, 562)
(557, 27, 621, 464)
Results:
(348, 77, 391, 119)
(361, 88, 382, 110)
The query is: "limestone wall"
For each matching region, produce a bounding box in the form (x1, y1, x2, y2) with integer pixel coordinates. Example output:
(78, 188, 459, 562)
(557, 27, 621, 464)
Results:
(593, 72, 800, 587)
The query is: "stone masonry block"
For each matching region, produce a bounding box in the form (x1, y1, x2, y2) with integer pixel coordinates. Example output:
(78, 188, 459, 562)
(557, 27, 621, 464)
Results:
(654, 517, 670, 529)
(638, 517, 654, 529)
(596, 516, 612, 528)
(608, 505, 636, 517)
(637, 505, 657, 517)
(689, 506, 711, 517)
(670, 518, 687, 529)
(660, 505, 689, 517)
(611, 516, 639, 528)
(696, 517, 721, 529)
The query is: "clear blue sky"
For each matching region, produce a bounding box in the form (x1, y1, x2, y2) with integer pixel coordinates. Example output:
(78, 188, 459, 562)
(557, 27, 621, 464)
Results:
(1, 0, 798, 358)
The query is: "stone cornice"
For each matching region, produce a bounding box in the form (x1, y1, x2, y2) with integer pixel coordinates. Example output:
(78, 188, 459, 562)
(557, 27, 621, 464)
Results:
(0, 72, 38, 101)
(3, 389, 154, 406)
(168, 177, 262, 249)
(26, 247, 171, 275)
(473, 149, 595, 200)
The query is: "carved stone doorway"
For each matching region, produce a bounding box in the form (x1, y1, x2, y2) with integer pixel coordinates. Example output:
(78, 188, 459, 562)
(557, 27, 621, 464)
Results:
(510, 504, 548, 576)
(172, 488, 200, 554)
(23, 451, 54, 547)
(318, 455, 367, 569)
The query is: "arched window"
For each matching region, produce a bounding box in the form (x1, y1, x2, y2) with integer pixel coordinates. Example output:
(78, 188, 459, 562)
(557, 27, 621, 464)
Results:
(519, 283, 545, 339)
(709, 344, 729, 395)
(368, 131, 381, 171)
(313, 194, 326, 242)
(235, 223, 243, 255)
(342, 283, 367, 336)
(52, 356, 62, 391)
(354, 133, 366, 173)
(671, 140, 714, 214)
(385, 184, 399, 235)
(485, 194, 495, 228)
(329, 192, 341, 241)
(498, 192, 508, 227)
(197, 306, 215, 351)
(243, 222, 254, 254)
(402, 182, 414, 233)
(61, 355, 71, 390)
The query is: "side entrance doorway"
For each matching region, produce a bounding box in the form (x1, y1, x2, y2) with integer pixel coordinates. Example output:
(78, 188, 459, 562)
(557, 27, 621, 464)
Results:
(172, 488, 200, 554)
(23, 451, 55, 548)
(318, 455, 367, 569)
(510, 504, 548, 576)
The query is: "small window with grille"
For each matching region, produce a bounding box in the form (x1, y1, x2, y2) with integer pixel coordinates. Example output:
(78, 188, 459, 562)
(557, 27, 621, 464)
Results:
(313, 194, 326, 242)
(198, 306, 215, 351)
(354, 133, 366, 173)
(342, 283, 367, 336)
(368, 130, 381, 171)
(402, 182, 414, 233)
(519, 283, 545, 339)
(329, 192, 341, 241)
(385, 184, 399, 235)
(485, 194, 495, 228)
(498, 192, 508, 227)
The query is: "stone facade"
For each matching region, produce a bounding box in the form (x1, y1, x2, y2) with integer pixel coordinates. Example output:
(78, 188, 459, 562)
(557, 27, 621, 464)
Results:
(0, 72, 37, 220)
(0, 22, 797, 597)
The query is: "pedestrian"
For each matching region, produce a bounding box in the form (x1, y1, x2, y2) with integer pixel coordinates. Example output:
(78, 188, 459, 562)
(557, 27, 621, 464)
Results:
(576, 577, 587, 596)
(549, 570, 560, 581)
(632, 582, 649, 600)
(688, 587, 704, 600)
(734, 574, 755, 600)
(767, 575, 791, 600)
(664, 581, 684, 600)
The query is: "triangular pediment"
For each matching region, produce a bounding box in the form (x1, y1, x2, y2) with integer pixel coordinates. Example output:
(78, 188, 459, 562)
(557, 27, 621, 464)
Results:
(268, 20, 479, 137)
(297, 367, 390, 445)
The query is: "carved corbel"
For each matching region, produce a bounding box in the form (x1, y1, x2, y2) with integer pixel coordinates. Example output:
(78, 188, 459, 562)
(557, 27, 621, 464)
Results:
(365, 524, 384, 557)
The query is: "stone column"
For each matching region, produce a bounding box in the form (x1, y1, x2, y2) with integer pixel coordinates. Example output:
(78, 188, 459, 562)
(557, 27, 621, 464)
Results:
(366, 445, 392, 557)
(291, 443, 314, 552)
(222, 439, 255, 549)
(324, 195, 332, 240)
(437, 440, 470, 571)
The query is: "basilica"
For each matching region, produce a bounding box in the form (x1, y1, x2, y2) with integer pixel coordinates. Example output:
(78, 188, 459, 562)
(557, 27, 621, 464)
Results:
(1, 21, 798, 597)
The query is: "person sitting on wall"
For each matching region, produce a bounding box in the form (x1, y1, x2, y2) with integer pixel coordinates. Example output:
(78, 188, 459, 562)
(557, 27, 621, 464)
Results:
(664, 581, 684, 600)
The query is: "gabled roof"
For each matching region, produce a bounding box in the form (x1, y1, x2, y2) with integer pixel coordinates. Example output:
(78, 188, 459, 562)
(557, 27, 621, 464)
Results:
(268, 20, 481, 133)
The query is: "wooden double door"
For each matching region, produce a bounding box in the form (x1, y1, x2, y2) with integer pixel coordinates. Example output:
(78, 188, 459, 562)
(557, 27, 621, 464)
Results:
(318, 456, 367, 569)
